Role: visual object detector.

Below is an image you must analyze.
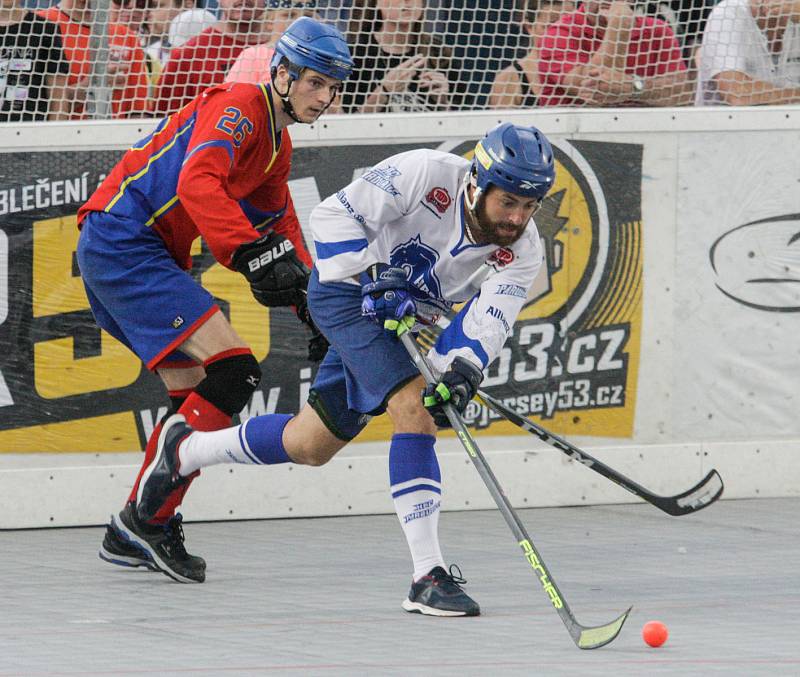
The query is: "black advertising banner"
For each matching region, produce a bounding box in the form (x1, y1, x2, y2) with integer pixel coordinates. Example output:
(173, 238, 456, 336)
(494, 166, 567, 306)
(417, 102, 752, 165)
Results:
(0, 138, 642, 452)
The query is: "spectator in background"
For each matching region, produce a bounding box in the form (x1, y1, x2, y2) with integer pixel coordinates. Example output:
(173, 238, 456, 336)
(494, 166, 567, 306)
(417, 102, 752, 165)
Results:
(434, 0, 528, 110)
(641, 0, 718, 61)
(537, 0, 692, 106)
(312, 0, 351, 33)
(695, 0, 800, 105)
(487, 0, 576, 108)
(0, 0, 70, 120)
(38, 0, 150, 118)
(343, 0, 457, 113)
(167, 6, 217, 49)
(145, 0, 199, 69)
(154, 0, 264, 114)
(226, 0, 318, 84)
(109, 0, 160, 97)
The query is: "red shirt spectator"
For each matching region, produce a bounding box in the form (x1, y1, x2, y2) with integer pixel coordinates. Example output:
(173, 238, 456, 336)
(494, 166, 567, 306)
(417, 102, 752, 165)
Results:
(538, 3, 688, 106)
(154, 26, 252, 114)
(154, 0, 265, 114)
(37, 3, 149, 118)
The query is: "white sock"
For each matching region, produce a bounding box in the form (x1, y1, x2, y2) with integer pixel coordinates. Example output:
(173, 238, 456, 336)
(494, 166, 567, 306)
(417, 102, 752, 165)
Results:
(389, 432, 446, 581)
(392, 482, 445, 581)
(177, 415, 293, 476)
(177, 425, 251, 476)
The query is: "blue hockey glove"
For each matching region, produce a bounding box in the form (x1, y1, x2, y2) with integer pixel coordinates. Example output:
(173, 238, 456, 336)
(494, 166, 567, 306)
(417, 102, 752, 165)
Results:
(422, 357, 484, 428)
(360, 263, 417, 335)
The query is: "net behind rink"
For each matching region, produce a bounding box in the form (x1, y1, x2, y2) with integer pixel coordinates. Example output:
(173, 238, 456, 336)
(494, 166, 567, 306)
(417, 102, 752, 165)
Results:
(0, 0, 798, 122)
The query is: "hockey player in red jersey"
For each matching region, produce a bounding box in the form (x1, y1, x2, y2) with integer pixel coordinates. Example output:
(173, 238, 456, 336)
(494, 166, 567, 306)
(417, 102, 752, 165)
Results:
(77, 17, 353, 583)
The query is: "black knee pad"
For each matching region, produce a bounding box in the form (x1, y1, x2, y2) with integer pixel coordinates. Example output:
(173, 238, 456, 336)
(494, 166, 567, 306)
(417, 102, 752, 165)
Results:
(195, 353, 261, 416)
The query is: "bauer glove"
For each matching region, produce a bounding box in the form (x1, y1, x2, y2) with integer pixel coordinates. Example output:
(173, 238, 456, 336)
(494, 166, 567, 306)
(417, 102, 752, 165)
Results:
(232, 232, 310, 307)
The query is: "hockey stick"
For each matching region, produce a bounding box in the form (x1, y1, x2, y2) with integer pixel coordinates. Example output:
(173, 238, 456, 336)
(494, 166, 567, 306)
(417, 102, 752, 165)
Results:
(399, 329, 631, 650)
(477, 390, 724, 517)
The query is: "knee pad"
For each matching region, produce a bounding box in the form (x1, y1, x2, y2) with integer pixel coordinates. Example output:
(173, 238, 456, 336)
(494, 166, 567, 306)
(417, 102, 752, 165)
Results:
(194, 352, 261, 416)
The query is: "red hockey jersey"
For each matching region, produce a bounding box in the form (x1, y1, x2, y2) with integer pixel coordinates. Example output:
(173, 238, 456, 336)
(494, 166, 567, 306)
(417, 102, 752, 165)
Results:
(79, 82, 310, 270)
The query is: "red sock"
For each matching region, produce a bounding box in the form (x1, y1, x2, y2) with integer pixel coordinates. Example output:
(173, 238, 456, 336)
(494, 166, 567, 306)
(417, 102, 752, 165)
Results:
(150, 392, 232, 522)
(127, 388, 193, 507)
(127, 419, 164, 506)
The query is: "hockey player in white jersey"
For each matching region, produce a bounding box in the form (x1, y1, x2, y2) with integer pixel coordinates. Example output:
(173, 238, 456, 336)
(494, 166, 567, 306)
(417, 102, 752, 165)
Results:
(135, 122, 556, 615)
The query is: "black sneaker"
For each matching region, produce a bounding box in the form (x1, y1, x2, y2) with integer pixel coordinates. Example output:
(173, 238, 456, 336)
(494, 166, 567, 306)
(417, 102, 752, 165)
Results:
(137, 413, 193, 523)
(401, 564, 481, 617)
(112, 502, 206, 583)
(98, 522, 156, 570)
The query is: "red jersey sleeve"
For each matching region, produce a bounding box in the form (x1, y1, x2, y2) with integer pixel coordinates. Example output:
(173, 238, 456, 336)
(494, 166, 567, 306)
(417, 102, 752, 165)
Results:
(275, 195, 312, 268)
(243, 131, 312, 268)
(176, 86, 268, 267)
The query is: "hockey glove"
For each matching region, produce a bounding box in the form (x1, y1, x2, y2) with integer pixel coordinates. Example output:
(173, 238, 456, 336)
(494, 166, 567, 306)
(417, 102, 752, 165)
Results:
(232, 232, 310, 307)
(295, 294, 330, 362)
(422, 357, 483, 428)
(359, 263, 417, 335)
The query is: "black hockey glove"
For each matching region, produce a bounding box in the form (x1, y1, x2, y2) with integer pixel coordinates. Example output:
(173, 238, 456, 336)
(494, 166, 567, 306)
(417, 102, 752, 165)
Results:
(422, 357, 483, 428)
(232, 232, 310, 307)
(295, 294, 329, 362)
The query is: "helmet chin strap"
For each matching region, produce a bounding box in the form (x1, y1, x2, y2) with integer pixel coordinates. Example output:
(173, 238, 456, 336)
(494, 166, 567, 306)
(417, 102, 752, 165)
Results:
(273, 77, 304, 123)
(462, 170, 486, 233)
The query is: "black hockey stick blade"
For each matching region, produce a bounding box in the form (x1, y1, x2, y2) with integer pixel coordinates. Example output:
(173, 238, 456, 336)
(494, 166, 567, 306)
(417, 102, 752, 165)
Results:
(401, 330, 631, 649)
(656, 468, 724, 516)
(477, 389, 724, 516)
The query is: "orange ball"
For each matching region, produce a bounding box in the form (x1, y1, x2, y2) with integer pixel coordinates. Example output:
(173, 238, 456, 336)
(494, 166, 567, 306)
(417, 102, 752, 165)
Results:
(642, 620, 668, 647)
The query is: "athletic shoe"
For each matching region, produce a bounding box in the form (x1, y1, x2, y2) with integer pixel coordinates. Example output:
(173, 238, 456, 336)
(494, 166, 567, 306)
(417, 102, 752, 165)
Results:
(401, 564, 481, 617)
(112, 502, 206, 583)
(98, 522, 156, 570)
(137, 413, 193, 523)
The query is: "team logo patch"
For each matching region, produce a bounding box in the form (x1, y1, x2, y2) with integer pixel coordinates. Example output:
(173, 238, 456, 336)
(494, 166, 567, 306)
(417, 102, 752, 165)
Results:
(361, 165, 402, 197)
(425, 187, 452, 214)
(488, 247, 515, 269)
(172, 316, 185, 329)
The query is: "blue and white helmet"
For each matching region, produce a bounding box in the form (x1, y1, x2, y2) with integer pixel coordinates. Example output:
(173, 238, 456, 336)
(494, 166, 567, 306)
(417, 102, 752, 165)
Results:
(470, 122, 555, 201)
(270, 16, 353, 83)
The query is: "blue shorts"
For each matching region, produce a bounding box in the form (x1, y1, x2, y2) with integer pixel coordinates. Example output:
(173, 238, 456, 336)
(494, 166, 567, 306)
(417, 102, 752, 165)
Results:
(76, 211, 218, 370)
(306, 267, 419, 440)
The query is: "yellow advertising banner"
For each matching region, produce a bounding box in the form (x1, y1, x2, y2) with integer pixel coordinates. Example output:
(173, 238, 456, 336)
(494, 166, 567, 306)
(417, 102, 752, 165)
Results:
(0, 139, 642, 452)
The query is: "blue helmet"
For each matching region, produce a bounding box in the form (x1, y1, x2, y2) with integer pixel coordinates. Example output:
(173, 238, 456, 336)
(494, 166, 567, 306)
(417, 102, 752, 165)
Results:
(471, 123, 555, 201)
(270, 17, 353, 83)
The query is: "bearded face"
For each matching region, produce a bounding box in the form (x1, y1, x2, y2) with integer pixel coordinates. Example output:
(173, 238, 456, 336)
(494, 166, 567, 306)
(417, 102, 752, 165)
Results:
(470, 185, 540, 247)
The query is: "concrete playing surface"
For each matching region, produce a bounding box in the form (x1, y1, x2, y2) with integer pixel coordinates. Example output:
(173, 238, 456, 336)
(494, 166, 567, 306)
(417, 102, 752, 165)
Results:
(1, 497, 796, 676)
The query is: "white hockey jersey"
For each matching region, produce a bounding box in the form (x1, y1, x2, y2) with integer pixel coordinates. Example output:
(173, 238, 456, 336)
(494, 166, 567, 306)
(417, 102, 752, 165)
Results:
(309, 148, 544, 374)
